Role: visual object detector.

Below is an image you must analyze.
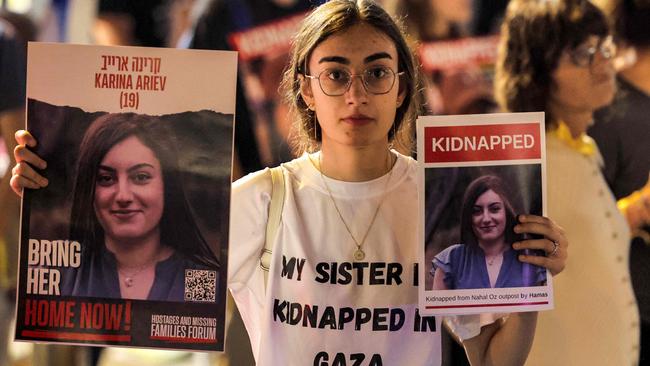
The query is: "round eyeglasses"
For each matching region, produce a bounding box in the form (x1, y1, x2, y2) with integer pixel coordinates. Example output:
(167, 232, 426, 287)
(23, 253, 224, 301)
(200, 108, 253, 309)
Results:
(568, 36, 617, 68)
(304, 66, 404, 96)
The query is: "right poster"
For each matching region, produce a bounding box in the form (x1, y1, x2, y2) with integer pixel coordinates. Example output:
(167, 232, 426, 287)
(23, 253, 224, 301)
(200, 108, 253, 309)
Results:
(417, 112, 553, 315)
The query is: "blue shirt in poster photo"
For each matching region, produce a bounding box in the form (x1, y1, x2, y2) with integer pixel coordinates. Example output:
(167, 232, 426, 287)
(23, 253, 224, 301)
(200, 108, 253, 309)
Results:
(432, 244, 546, 289)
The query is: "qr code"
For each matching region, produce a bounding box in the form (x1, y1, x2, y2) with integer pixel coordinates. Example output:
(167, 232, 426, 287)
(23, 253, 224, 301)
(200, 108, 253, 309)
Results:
(184, 269, 217, 302)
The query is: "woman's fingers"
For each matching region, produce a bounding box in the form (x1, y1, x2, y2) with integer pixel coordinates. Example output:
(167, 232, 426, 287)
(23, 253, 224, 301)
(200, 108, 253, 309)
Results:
(14, 144, 47, 169)
(11, 161, 49, 188)
(515, 215, 557, 235)
(518, 244, 566, 276)
(512, 238, 556, 253)
(10, 161, 49, 198)
(517, 254, 564, 276)
(15, 129, 36, 148)
(11, 129, 48, 197)
(515, 215, 566, 244)
(9, 173, 24, 197)
(514, 214, 568, 276)
(10, 173, 43, 197)
(516, 214, 549, 225)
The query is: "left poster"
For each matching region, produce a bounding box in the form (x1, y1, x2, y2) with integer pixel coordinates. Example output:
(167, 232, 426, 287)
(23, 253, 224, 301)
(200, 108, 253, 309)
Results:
(14, 43, 237, 351)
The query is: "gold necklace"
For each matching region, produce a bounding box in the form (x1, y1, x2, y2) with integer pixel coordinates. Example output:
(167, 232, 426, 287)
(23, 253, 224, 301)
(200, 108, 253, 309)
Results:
(314, 151, 394, 261)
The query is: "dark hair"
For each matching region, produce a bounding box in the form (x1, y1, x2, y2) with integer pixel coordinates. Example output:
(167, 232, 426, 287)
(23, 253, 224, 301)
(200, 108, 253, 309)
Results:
(281, 0, 422, 154)
(69, 113, 219, 269)
(495, 0, 610, 129)
(460, 175, 519, 247)
(613, 0, 650, 47)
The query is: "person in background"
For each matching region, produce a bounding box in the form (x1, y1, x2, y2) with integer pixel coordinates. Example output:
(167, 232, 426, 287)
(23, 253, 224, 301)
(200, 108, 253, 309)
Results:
(588, 0, 650, 363)
(495, 0, 642, 364)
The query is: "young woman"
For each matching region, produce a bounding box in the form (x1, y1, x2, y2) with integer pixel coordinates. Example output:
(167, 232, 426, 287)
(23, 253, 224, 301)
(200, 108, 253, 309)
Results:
(432, 175, 546, 290)
(495, 0, 640, 364)
(13, 1, 567, 364)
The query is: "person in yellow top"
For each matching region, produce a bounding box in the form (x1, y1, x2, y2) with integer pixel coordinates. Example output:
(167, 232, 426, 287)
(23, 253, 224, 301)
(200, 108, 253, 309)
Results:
(495, 0, 646, 365)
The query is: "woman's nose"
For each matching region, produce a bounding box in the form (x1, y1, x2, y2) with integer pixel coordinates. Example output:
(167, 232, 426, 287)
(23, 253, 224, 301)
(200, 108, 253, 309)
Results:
(115, 180, 133, 204)
(481, 209, 491, 222)
(345, 76, 369, 105)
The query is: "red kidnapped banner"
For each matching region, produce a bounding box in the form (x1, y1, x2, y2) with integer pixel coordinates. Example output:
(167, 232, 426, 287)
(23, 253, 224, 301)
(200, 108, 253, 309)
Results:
(424, 123, 541, 163)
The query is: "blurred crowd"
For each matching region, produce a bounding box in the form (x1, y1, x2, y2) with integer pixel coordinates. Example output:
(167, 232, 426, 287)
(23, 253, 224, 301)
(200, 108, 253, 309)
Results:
(0, 0, 648, 365)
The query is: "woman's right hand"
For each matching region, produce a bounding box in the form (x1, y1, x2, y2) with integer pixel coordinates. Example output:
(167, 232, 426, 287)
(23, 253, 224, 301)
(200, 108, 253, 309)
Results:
(10, 130, 48, 197)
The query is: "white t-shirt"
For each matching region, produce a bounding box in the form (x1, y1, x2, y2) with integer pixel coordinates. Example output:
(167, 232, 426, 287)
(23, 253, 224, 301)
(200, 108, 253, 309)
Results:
(229, 152, 489, 366)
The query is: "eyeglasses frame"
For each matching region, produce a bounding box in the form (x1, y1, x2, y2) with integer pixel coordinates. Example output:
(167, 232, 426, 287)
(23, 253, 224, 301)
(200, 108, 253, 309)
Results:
(568, 35, 617, 68)
(303, 66, 405, 96)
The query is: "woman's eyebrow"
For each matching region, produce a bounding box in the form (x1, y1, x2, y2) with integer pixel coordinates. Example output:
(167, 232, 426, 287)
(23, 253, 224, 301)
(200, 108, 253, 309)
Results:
(364, 52, 392, 63)
(317, 52, 393, 65)
(97, 163, 154, 173)
(127, 163, 155, 173)
(98, 165, 116, 173)
(318, 56, 349, 65)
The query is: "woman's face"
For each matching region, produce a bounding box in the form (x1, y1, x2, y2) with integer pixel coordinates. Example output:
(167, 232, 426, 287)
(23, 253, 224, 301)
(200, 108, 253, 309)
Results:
(300, 23, 406, 150)
(94, 135, 164, 243)
(550, 35, 616, 117)
(471, 189, 507, 245)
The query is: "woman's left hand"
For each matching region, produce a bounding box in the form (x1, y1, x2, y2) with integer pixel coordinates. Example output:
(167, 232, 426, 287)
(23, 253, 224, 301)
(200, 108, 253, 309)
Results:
(511, 215, 567, 276)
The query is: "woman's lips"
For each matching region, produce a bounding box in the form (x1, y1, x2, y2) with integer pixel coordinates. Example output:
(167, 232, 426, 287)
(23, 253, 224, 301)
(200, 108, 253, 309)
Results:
(343, 114, 374, 126)
(110, 210, 141, 219)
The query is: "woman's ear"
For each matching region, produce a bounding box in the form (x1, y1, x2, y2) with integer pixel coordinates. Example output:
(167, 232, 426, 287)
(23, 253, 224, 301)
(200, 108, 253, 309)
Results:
(299, 75, 315, 110)
(396, 79, 407, 108)
(396, 93, 405, 108)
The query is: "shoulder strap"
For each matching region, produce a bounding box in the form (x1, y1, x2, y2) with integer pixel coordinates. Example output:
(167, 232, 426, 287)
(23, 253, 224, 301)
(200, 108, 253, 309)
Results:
(260, 166, 285, 290)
